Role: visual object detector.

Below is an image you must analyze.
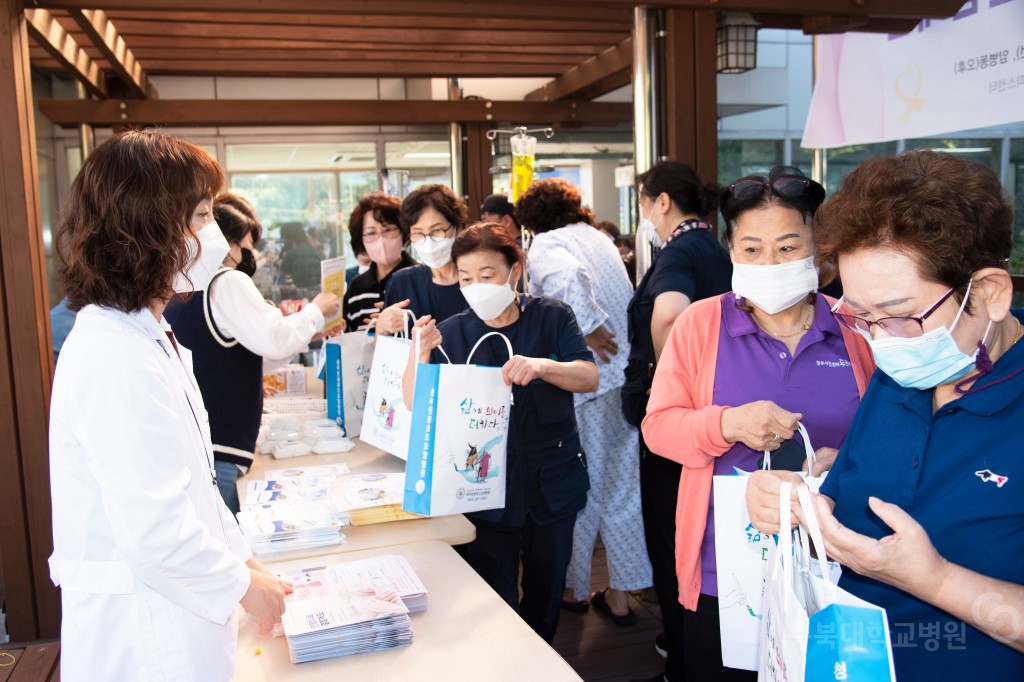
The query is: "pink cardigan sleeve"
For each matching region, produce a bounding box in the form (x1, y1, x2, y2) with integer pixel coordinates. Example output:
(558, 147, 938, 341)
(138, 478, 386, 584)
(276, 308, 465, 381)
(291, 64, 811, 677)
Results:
(641, 296, 731, 467)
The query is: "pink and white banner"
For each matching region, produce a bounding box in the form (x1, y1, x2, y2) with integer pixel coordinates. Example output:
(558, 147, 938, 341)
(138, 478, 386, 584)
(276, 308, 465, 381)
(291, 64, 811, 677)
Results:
(802, 0, 1024, 149)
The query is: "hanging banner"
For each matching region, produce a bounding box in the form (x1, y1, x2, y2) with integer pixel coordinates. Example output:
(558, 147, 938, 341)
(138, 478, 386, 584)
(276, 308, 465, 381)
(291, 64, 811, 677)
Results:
(802, 0, 1024, 149)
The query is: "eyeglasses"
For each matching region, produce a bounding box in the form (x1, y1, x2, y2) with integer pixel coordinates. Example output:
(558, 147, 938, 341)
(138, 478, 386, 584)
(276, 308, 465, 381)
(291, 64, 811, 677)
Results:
(409, 224, 455, 245)
(830, 288, 958, 339)
(722, 176, 824, 207)
(362, 225, 401, 243)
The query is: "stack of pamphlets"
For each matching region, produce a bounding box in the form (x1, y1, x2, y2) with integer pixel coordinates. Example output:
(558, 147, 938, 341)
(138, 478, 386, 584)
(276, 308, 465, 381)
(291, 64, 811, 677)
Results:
(275, 555, 427, 663)
(248, 470, 422, 526)
(236, 500, 349, 555)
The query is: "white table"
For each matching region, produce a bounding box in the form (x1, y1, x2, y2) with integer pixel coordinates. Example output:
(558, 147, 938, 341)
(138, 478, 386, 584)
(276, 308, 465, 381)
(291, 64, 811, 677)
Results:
(234, 541, 582, 682)
(239, 437, 476, 562)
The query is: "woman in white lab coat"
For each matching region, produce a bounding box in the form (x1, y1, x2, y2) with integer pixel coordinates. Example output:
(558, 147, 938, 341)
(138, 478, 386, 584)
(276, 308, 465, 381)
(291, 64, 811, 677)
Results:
(49, 130, 292, 681)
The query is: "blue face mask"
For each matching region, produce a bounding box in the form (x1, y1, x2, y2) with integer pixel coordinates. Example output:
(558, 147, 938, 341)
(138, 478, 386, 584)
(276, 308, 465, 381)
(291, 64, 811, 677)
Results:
(864, 280, 991, 390)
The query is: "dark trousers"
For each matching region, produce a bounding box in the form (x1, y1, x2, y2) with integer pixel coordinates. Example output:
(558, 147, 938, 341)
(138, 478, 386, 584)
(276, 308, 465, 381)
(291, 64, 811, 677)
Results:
(640, 437, 687, 682)
(682, 593, 757, 681)
(463, 514, 576, 644)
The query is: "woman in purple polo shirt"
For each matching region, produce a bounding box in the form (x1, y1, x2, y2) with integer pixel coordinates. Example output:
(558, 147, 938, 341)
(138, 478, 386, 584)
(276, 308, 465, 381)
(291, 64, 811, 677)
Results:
(641, 166, 875, 681)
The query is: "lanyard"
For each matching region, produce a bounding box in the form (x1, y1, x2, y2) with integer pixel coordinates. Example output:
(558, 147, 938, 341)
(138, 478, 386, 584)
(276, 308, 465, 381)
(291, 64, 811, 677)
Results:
(664, 219, 712, 244)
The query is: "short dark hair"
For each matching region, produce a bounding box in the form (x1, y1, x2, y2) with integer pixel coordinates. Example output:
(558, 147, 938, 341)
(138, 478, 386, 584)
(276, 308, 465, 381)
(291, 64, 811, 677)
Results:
(636, 161, 721, 218)
(815, 151, 1013, 310)
(348, 191, 404, 256)
(514, 178, 589, 234)
(720, 166, 825, 243)
(451, 222, 525, 271)
(596, 220, 620, 239)
(480, 193, 516, 217)
(401, 184, 469, 232)
(56, 130, 223, 313)
(216, 193, 262, 242)
(215, 196, 261, 244)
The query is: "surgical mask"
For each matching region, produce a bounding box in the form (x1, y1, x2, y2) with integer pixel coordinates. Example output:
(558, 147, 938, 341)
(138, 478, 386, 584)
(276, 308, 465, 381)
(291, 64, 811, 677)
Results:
(412, 236, 455, 269)
(172, 220, 231, 294)
(357, 263, 371, 275)
(365, 234, 403, 267)
(638, 206, 664, 248)
(732, 256, 819, 315)
(236, 247, 257, 278)
(462, 270, 517, 321)
(866, 280, 992, 390)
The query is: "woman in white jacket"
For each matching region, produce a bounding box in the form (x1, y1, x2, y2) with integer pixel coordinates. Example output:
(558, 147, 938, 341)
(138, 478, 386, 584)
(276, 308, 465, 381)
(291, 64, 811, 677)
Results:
(49, 130, 291, 681)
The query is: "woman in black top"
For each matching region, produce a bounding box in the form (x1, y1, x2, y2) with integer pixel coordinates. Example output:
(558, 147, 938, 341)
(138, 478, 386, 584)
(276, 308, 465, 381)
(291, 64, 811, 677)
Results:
(342, 191, 415, 331)
(624, 161, 732, 682)
(404, 223, 597, 643)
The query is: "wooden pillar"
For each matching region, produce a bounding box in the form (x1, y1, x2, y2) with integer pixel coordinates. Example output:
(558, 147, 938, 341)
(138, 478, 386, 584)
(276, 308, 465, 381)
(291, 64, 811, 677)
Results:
(464, 122, 493, 220)
(0, 0, 60, 640)
(664, 8, 719, 208)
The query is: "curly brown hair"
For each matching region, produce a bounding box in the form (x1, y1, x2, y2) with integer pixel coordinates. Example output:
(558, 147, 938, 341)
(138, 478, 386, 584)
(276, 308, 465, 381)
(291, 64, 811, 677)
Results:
(814, 151, 1013, 307)
(347, 191, 405, 256)
(514, 178, 591, 233)
(56, 130, 223, 313)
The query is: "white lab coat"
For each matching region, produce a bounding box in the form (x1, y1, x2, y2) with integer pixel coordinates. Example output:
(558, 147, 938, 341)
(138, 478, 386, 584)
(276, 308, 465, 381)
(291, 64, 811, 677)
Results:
(49, 305, 252, 681)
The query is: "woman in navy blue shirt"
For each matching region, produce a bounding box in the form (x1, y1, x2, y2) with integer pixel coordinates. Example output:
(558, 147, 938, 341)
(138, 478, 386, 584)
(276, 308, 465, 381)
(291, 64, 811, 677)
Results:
(748, 151, 1024, 680)
(376, 184, 470, 335)
(403, 223, 598, 643)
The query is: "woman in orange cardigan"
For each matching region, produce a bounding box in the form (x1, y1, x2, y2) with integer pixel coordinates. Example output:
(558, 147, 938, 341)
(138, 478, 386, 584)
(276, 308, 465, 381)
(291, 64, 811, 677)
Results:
(641, 167, 874, 681)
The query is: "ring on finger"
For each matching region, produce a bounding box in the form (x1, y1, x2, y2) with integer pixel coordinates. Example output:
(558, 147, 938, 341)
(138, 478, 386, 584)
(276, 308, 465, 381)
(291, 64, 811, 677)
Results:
(772, 433, 781, 442)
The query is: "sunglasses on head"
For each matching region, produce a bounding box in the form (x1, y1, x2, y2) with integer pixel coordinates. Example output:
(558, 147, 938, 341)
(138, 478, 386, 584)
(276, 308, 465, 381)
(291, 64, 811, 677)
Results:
(723, 176, 823, 206)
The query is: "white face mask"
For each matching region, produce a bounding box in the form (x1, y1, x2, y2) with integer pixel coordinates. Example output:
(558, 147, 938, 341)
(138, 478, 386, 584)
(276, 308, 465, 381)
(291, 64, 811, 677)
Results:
(412, 236, 455, 269)
(172, 220, 231, 294)
(461, 269, 517, 321)
(638, 204, 664, 248)
(731, 256, 819, 315)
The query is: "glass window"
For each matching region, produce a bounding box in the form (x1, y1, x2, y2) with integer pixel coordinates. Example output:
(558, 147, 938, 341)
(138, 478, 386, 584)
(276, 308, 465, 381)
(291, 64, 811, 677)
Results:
(384, 140, 452, 192)
(717, 140, 785, 186)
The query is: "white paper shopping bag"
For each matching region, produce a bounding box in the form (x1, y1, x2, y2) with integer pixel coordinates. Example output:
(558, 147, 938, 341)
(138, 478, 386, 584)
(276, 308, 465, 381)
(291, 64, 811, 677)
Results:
(322, 331, 374, 438)
(403, 332, 513, 517)
(714, 423, 838, 671)
(758, 483, 896, 682)
(359, 313, 417, 459)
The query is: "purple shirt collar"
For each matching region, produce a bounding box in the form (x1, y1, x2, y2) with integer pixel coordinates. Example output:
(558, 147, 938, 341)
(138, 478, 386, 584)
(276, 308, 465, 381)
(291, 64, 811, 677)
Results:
(721, 292, 843, 341)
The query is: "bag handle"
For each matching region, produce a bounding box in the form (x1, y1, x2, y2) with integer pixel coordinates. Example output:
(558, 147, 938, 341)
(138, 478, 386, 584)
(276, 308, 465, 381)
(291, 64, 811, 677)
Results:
(395, 308, 417, 340)
(796, 484, 832, 584)
(778, 481, 795, 578)
(465, 331, 514, 366)
(761, 421, 817, 472)
(413, 327, 452, 367)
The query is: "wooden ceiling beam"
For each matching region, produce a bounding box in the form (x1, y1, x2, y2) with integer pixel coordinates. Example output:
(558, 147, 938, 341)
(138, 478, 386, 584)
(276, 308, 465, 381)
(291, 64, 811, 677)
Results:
(525, 37, 631, 102)
(140, 59, 576, 77)
(38, 98, 632, 127)
(24, 8, 105, 97)
(750, 12, 921, 34)
(31, 0, 964, 22)
(123, 35, 605, 55)
(33, 1, 631, 23)
(130, 48, 585, 66)
(100, 10, 630, 33)
(107, 20, 627, 46)
(68, 9, 155, 98)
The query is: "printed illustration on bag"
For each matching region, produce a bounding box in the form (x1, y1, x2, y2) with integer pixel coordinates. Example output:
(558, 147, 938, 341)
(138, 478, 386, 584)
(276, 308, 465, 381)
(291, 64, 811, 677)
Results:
(449, 435, 503, 484)
(373, 396, 400, 430)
